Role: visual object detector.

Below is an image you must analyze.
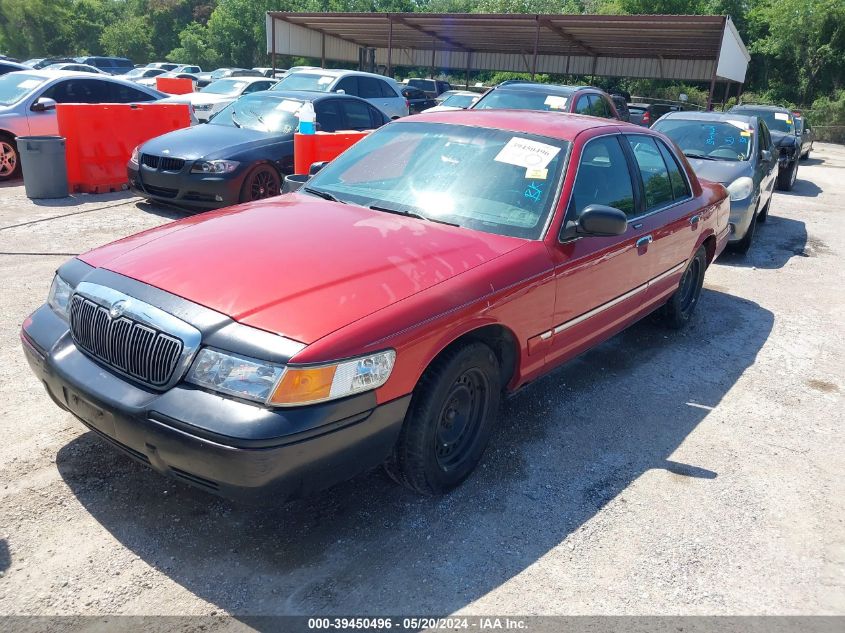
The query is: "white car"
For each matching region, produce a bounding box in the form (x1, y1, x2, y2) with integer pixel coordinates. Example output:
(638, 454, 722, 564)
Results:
(136, 71, 198, 90)
(42, 63, 108, 75)
(0, 70, 168, 180)
(122, 68, 169, 83)
(427, 91, 480, 112)
(272, 69, 409, 119)
(160, 77, 277, 122)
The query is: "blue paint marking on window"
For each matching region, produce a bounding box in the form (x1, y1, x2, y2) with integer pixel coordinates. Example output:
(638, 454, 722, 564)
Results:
(725, 135, 735, 145)
(705, 126, 716, 146)
(524, 182, 543, 202)
(740, 136, 748, 145)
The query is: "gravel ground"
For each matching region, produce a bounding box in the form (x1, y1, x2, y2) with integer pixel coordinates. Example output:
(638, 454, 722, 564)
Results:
(0, 146, 843, 621)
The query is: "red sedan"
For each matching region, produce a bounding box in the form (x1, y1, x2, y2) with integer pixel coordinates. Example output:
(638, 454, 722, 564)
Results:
(21, 110, 730, 501)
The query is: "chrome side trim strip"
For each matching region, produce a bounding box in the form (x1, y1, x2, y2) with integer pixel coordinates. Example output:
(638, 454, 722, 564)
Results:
(548, 259, 688, 336)
(552, 281, 649, 334)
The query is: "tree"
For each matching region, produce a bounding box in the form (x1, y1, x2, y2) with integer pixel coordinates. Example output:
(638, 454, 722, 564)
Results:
(100, 14, 155, 61)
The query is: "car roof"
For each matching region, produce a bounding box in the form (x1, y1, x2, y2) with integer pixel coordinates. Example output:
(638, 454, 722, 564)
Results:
(657, 111, 757, 125)
(491, 82, 594, 96)
(245, 89, 367, 104)
(731, 104, 790, 112)
(398, 109, 632, 140)
(298, 68, 398, 82)
(212, 76, 274, 83)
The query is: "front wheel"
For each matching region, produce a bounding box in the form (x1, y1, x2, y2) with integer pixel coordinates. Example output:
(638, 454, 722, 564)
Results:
(239, 164, 281, 203)
(0, 137, 21, 181)
(776, 159, 797, 191)
(660, 246, 707, 329)
(385, 342, 501, 495)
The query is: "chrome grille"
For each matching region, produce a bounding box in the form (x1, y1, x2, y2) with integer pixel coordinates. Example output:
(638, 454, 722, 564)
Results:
(69, 294, 183, 387)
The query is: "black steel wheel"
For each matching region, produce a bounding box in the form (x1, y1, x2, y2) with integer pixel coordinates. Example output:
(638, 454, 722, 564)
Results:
(240, 164, 281, 202)
(660, 246, 707, 330)
(385, 342, 500, 495)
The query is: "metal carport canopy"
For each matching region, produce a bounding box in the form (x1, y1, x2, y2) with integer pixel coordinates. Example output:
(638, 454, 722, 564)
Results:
(266, 12, 750, 87)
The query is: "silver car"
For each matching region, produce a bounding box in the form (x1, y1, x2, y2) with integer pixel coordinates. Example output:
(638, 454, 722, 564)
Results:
(653, 111, 778, 255)
(272, 69, 408, 119)
(0, 70, 167, 180)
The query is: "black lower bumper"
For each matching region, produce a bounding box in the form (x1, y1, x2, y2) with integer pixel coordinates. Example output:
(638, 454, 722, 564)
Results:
(21, 305, 410, 502)
(127, 163, 243, 210)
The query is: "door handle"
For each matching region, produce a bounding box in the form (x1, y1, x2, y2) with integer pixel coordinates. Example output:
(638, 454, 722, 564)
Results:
(636, 235, 653, 248)
(689, 214, 701, 226)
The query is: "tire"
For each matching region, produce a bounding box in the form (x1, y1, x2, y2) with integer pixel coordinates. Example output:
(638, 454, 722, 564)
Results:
(757, 199, 769, 224)
(385, 342, 501, 495)
(239, 164, 281, 203)
(776, 159, 798, 191)
(732, 210, 756, 255)
(660, 246, 707, 330)
(0, 135, 21, 181)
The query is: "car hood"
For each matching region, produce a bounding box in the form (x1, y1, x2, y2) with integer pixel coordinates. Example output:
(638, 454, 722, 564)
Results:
(78, 194, 525, 344)
(685, 158, 752, 185)
(770, 129, 798, 146)
(138, 125, 282, 161)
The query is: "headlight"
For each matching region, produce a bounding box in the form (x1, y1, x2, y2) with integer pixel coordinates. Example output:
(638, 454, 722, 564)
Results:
(129, 145, 140, 165)
(726, 176, 753, 201)
(186, 348, 284, 403)
(191, 159, 240, 174)
(268, 350, 396, 407)
(47, 275, 73, 320)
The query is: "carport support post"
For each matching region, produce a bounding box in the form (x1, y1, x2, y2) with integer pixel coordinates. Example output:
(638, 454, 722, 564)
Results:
(531, 16, 540, 80)
(270, 15, 276, 76)
(430, 42, 436, 78)
(722, 80, 731, 110)
(321, 33, 326, 68)
(386, 16, 394, 78)
(465, 51, 472, 90)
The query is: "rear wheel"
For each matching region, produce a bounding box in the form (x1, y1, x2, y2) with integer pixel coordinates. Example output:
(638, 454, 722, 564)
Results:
(239, 164, 281, 203)
(660, 246, 707, 329)
(385, 342, 500, 495)
(0, 136, 21, 181)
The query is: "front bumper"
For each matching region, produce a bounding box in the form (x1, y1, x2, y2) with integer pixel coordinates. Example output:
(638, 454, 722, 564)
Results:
(727, 194, 758, 243)
(127, 161, 243, 209)
(21, 304, 409, 502)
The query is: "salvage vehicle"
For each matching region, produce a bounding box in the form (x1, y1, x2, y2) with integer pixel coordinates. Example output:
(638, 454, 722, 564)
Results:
(653, 111, 777, 254)
(427, 91, 479, 112)
(161, 77, 278, 123)
(128, 91, 388, 209)
(729, 104, 802, 190)
(793, 112, 815, 160)
(472, 82, 620, 120)
(22, 111, 729, 501)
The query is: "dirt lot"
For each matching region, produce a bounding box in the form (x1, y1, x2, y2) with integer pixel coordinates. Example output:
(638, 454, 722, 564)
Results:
(0, 145, 843, 620)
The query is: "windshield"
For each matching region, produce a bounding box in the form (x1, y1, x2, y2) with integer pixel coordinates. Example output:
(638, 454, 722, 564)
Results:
(211, 69, 232, 79)
(273, 73, 335, 92)
(0, 73, 46, 105)
(442, 94, 478, 108)
(211, 94, 301, 134)
(473, 89, 572, 112)
(737, 109, 795, 134)
(201, 79, 248, 95)
(653, 119, 753, 161)
(306, 122, 570, 239)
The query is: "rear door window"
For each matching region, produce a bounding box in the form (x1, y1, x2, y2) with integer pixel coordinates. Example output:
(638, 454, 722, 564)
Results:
(341, 99, 376, 129)
(377, 80, 398, 98)
(43, 79, 108, 103)
(574, 95, 591, 115)
(626, 135, 675, 210)
(358, 77, 384, 99)
(656, 140, 690, 200)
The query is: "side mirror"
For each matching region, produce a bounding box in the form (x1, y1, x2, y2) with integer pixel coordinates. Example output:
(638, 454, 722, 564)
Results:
(333, 88, 346, 95)
(564, 204, 628, 239)
(31, 97, 57, 112)
(309, 161, 328, 175)
(760, 149, 772, 162)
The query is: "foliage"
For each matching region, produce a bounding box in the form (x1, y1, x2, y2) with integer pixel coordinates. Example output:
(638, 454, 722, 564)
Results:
(0, 0, 842, 118)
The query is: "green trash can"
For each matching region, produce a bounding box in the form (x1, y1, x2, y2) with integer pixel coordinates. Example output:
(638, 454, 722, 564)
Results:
(18, 136, 68, 199)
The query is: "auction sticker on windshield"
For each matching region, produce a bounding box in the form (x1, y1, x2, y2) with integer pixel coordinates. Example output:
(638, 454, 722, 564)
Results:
(277, 100, 302, 112)
(495, 137, 560, 170)
(544, 95, 568, 110)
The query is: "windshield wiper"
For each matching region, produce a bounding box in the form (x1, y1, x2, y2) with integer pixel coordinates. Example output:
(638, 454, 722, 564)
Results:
(369, 204, 459, 227)
(230, 111, 242, 128)
(249, 109, 269, 132)
(303, 186, 346, 203)
(682, 152, 719, 161)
